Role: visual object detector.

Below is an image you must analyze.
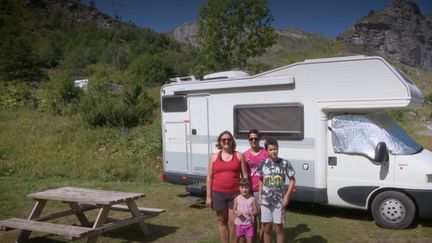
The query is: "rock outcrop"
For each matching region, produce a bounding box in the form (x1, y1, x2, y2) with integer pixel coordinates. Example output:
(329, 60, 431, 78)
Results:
(171, 21, 200, 47)
(338, 0, 432, 70)
(28, 0, 121, 30)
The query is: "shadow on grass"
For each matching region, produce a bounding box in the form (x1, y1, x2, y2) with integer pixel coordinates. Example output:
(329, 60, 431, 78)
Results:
(285, 223, 328, 243)
(288, 201, 373, 222)
(177, 193, 206, 209)
(28, 237, 65, 243)
(288, 201, 432, 230)
(102, 223, 178, 242)
(409, 217, 432, 229)
(28, 223, 178, 242)
(419, 218, 432, 228)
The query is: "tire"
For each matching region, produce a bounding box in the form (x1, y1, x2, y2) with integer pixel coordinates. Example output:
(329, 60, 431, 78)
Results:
(371, 191, 416, 229)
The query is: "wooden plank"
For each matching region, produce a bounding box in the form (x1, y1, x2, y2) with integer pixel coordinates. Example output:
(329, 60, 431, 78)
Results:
(28, 187, 144, 205)
(32, 204, 97, 222)
(78, 203, 165, 215)
(110, 205, 165, 215)
(82, 215, 148, 238)
(17, 199, 46, 242)
(0, 218, 93, 240)
(87, 205, 110, 243)
(126, 199, 150, 235)
(69, 202, 91, 227)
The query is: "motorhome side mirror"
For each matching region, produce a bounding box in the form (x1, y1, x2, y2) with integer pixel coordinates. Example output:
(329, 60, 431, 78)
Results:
(374, 142, 388, 163)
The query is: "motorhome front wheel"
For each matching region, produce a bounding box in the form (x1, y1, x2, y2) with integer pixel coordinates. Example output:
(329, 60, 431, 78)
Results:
(371, 191, 415, 229)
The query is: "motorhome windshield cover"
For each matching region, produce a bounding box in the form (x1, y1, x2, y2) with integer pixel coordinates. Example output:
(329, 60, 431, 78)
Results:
(331, 113, 422, 159)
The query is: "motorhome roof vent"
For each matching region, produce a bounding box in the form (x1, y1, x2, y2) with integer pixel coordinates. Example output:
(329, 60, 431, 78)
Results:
(203, 71, 250, 80)
(169, 75, 196, 83)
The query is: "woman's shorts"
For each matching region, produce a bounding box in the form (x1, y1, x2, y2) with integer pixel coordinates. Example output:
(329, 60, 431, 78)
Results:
(211, 191, 238, 211)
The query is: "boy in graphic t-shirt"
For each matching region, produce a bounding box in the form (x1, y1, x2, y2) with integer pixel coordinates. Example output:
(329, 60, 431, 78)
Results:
(258, 137, 296, 243)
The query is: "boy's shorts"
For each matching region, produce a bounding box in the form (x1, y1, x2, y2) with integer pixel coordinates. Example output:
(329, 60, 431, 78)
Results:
(211, 191, 237, 211)
(260, 204, 286, 224)
(235, 223, 254, 238)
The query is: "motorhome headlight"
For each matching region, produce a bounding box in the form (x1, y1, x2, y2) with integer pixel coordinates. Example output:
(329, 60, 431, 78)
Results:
(427, 174, 432, 183)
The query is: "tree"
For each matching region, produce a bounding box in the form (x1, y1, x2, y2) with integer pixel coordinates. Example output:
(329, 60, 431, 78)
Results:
(198, 0, 276, 70)
(128, 53, 174, 85)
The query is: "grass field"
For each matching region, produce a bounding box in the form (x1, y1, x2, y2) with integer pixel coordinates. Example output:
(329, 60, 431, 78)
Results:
(1, 176, 432, 242)
(1, 107, 432, 242)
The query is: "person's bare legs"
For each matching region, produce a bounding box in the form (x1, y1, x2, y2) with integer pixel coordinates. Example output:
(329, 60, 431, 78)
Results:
(216, 209, 229, 243)
(274, 223, 284, 243)
(228, 207, 236, 243)
(258, 222, 264, 242)
(262, 222, 273, 243)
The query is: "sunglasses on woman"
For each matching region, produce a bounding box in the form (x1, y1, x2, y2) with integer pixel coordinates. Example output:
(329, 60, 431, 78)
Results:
(221, 138, 232, 143)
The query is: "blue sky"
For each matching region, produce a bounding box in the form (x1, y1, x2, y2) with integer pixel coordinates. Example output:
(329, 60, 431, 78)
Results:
(81, 0, 432, 38)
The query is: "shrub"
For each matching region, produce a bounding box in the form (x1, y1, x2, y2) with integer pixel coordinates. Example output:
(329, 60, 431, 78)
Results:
(37, 70, 82, 115)
(0, 82, 37, 109)
(128, 53, 174, 85)
(80, 85, 156, 127)
(424, 92, 432, 104)
(387, 110, 406, 125)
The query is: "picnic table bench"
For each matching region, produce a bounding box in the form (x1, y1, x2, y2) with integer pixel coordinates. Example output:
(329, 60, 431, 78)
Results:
(0, 187, 165, 242)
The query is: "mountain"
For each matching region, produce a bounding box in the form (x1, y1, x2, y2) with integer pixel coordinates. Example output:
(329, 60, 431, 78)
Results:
(171, 21, 377, 68)
(25, 0, 121, 29)
(0, 0, 180, 83)
(337, 0, 432, 71)
(172, 21, 200, 48)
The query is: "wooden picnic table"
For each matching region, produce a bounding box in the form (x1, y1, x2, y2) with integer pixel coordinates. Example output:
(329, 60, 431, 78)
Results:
(0, 187, 164, 242)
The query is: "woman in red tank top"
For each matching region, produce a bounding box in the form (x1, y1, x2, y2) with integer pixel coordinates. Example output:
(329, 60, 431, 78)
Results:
(206, 130, 248, 243)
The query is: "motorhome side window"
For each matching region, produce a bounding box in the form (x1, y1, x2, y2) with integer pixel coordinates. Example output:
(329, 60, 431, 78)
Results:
(162, 95, 187, 112)
(233, 103, 304, 140)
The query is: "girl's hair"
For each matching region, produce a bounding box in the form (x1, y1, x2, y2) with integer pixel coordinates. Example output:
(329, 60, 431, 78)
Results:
(264, 137, 279, 150)
(247, 129, 260, 139)
(216, 130, 236, 150)
(239, 178, 250, 187)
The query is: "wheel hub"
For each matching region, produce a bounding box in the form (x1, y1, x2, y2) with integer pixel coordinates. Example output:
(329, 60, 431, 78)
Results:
(380, 198, 405, 223)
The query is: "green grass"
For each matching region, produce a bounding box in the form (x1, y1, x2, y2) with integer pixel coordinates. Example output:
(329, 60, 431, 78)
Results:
(1, 106, 432, 242)
(0, 177, 431, 242)
(0, 108, 161, 181)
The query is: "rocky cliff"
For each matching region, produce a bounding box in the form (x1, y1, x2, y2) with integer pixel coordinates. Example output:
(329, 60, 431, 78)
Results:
(337, 0, 432, 71)
(171, 21, 200, 47)
(27, 0, 121, 30)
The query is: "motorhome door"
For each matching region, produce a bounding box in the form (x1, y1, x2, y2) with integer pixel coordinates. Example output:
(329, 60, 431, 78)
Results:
(164, 122, 188, 173)
(326, 115, 393, 209)
(188, 96, 210, 175)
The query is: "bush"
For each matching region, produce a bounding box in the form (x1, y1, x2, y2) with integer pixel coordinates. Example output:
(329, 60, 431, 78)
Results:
(0, 82, 37, 109)
(80, 85, 156, 127)
(128, 53, 174, 85)
(387, 110, 406, 124)
(37, 70, 82, 115)
(424, 92, 432, 104)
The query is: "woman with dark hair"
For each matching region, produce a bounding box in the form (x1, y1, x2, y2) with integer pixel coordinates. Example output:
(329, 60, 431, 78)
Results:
(243, 129, 268, 200)
(243, 129, 268, 239)
(206, 130, 248, 243)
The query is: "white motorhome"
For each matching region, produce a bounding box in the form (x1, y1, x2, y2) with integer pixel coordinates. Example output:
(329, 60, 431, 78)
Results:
(160, 55, 432, 229)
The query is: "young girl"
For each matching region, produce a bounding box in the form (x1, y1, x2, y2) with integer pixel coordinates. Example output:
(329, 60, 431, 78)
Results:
(233, 178, 258, 243)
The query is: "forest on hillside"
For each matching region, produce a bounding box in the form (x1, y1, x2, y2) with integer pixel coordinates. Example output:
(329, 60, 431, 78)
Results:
(0, 0, 209, 127)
